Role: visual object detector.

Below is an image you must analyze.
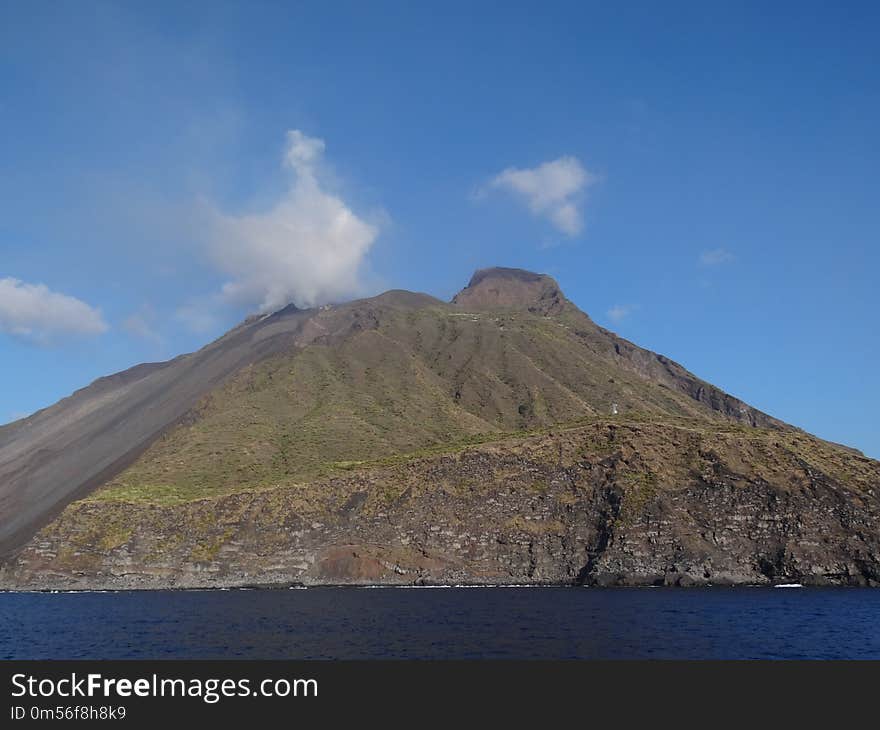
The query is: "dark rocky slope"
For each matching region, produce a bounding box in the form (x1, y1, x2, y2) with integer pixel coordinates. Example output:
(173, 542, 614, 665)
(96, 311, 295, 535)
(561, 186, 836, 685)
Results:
(0, 305, 319, 555)
(3, 420, 877, 589)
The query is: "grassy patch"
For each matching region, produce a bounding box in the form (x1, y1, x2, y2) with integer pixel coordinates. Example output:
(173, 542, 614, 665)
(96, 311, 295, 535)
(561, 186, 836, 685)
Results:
(505, 515, 566, 535)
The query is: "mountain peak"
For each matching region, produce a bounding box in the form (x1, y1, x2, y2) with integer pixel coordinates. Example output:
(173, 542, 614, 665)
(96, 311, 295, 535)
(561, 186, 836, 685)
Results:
(451, 267, 567, 315)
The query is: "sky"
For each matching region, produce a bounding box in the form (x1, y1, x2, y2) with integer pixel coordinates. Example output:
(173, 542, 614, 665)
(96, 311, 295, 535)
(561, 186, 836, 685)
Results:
(1, 1, 878, 457)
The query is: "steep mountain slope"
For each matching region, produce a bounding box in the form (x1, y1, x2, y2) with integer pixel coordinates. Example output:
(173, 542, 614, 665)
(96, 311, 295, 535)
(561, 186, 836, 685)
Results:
(0, 304, 323, 555)
(2, 267, 877, 587)
(75, 269, 780, 507)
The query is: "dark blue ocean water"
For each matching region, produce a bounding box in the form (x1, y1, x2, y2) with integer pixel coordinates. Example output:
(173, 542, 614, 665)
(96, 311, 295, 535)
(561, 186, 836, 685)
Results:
(1, 587, 879, 660)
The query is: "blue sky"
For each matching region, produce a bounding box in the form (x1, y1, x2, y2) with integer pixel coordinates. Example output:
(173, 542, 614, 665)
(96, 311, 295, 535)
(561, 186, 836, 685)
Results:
(1, 1, 878, 457)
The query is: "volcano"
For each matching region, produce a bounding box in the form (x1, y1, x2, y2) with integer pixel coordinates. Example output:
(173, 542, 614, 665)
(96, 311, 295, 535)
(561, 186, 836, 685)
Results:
(1, 267, 877, 588)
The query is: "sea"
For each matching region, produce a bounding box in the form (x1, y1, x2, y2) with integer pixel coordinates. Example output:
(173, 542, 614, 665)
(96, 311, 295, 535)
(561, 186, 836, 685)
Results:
(2, 587, 879, 660)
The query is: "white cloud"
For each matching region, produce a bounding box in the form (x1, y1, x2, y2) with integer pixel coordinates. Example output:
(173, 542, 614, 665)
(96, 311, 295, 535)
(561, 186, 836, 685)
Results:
(0, 277, 108, 342)
(607, 303, 635, 324)
(699, 248, 735, 267)
(485, 156, 598, 236)
(205, 129, 380, 313)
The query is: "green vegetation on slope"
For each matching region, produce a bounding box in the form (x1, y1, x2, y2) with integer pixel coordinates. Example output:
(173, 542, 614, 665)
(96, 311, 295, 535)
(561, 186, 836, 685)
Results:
(17, 417, 875, 590)
(93, 291, 779, 506)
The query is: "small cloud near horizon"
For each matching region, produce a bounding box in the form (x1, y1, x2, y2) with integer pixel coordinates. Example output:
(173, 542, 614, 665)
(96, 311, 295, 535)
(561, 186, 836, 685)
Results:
(122, 305, 165, 347)
(699, 248, 735, 267)
(480, 156, 598, 237)
(606, 303, 636, 324)
(175, 298, 223, 335)
(0, 277, 108, 344)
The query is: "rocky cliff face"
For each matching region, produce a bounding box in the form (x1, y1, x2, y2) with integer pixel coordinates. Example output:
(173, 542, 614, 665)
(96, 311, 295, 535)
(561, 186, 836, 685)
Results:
(3, 420, 877, 589)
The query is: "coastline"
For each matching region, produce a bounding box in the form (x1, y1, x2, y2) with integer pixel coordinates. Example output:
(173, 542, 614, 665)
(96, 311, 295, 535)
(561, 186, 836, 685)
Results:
(5, 578, 859, 594)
